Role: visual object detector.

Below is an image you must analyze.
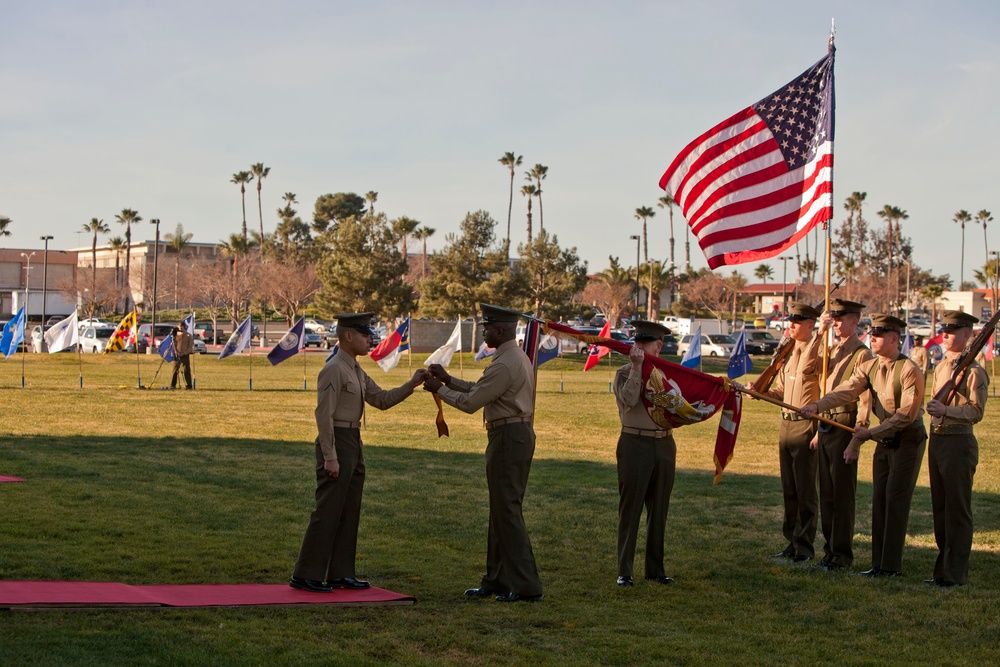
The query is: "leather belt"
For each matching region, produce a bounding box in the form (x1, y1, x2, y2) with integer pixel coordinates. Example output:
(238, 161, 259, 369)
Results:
(823, 404, 858, 417)
(931, 423, 974, 435)
(332, 420, 361, 429)
(781, 412, 807, 421)
(622, 426, 672, 438)
(485, 416, 532, 431)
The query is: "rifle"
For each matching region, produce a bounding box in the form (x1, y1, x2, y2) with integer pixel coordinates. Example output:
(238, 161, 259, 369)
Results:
(753, 276, 846, 393)
(931, 309, 1000, 404)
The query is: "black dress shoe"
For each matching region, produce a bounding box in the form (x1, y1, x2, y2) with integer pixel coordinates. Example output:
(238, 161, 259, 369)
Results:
(875, 570, 901, 578)
(495, 592, 544, 602)
(859, 567, 882, 577)
(937, 580, 958, 587)
(792, 554, 812, 563)
(646, 576, 675, 584)
(464, 586, 496, 597)
(821, 561, 846, 572)
(771, 547, 795, 559)
(616, 576, 634, 586)
(328, 577, 371, 590)
(289, 576, 333, 593)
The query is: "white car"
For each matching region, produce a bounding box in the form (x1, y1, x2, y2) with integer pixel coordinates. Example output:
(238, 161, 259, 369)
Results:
(78, 317, 114, 331)
(79, 326, 118, 354)
(303, 318, 327, 334)
(677, 333, 736, 358)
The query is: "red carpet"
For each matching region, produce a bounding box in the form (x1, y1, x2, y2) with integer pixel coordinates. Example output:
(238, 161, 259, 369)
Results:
(0, 581, 416, 609)
(0, 475, 24, 482)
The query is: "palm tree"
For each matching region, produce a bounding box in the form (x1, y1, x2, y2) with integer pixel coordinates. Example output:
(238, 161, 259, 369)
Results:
(876, 204, 908, 307)
(250, 162, 270, 241)
(923, 283, 945, 334)
(114, 208, 142, 309)
(657, 195, 677, 271)
(754, 263, 774, 283)
(521, 184, 538, 243)
(635, 206, 656, 317)
(283, 192, 297, 207)
(82, 217, 110, 295)
(844, 191, 868, 265)
(391, 216, 420, 260)
(638, 260, 673, 320)
(365, 190, 378, 217)
(413, 226, 435, 278)
(231, 171, 253, 244)
(953, 209, 972, 289)
(498, 152, 523, 253)
(164, 224, 193, 309)
(976, 209, 993, 275)
(0, 215, 11, 241)
(527, 164, 548, 232)
(108, 236, 127, 313)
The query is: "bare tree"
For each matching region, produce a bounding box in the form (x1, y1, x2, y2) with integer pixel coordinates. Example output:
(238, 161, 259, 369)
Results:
(258, 261, 321, 326)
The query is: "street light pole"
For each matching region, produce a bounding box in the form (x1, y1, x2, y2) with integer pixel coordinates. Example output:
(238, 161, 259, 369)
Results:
(39, 235, 53, 351)
(150, 219, 161, 353)
(779, 255, 792, 315)
(19, 252, 35, 386)
(629, 235, 641, 317)
(991, 251, 999, 321)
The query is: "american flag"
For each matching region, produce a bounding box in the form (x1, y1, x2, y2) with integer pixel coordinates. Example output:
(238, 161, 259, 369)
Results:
(659, 50, 835, 269)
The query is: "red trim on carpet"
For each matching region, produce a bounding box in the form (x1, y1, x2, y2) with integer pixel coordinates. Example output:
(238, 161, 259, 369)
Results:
(0, 581, 416, 609)
(0, 476, 24, 482)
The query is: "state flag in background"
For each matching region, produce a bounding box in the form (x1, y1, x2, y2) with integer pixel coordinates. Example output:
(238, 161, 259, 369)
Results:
(267, 317, 305, 366)
(370, 317, 410, 372)
(43, 310, 79, 353)
(900, 333, 912, 357)
(925, 332, 945, 366)
(659, 50, 835, 269)
(474, 341, 495, 361)
(0, 306, 25, 359)
(182, 312, 196, 336)
(727, 325, 753, 379)
(104, 311, 137, 354)
(425, 320, 462, 367)
(537, 333, 560, 366)
(583, 321, 612, 371)
(158, 334, 176, 363)
(681, 325, 703, 369)
(218, 315, 252, 360)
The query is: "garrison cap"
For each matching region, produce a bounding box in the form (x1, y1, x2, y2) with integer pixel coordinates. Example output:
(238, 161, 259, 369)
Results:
(829, 298, 866, 317)
(787, 302, 821, 321)
(868, 314, 906, 335)
(939, 310, 979, 331)
(335, 312, 376, 335)
(479, 303, 523, 324)
(631, 320, 671, 341)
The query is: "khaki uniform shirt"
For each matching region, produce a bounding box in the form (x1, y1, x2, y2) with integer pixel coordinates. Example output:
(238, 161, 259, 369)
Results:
(315, 353, 413, 461)
(437, 339, 533, 421)
(174, 330, 194, 357)
(824, 334, 873, 423)
(767, 333, 823, 414)
(814, 352, 925, 440)
(909, 346, 929, 373)
(931, 352, 988, 426)
(614, 364, 661, 431)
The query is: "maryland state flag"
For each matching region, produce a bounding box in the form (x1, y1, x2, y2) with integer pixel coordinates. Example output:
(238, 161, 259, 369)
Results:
(104, 311, 138, 355)
(546, 321, 743, 483)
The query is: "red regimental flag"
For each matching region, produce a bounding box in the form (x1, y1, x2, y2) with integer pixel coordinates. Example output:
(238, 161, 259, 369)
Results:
(583, 321, 612, 371)
(547, 321, 742, 483)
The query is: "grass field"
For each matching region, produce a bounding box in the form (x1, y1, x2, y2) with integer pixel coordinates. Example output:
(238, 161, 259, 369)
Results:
(2, 351, 1000, 666)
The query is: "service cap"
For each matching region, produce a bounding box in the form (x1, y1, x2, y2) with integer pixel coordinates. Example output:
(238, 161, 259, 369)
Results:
(479, 303, 523, 324)
(939, 310, 979, 331)
(868, 314, 906, 336)
(631, 320, 671, 341)
(829, 298, 866, 317)
(787, 302, 821, 321)
(335, 312, 376, 335)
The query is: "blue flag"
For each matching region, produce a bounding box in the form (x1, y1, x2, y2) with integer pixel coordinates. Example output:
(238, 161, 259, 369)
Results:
(158, 334, 176, 363)
(268, 317, 305, 366)
(0, 307, 26, 359)
(475, 341, 495, 361)
(181, 312, 196, 336)
(218, 315, 252, 360)
(900, 333, 912, 357)
(537, 333, 560, 366)
(681, 325, 702, 369)
(727, 326, 754, 379)
(325, 343, 339, 362)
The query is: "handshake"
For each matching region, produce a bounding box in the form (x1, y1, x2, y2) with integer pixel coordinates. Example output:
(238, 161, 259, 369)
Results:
(409, 364, 452, 393)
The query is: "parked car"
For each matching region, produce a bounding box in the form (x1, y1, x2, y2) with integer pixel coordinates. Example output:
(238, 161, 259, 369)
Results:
(660, 335, 679, 357)
(134, 323, 176, 353)
(744, 329, 779, 355)
(677, 333, 736, 358)
(79, 325, 118, 354)
(303, 318, 327, 334)
(46, 315, 67, 326)
(193, 322, 216, 343)
(303, 331, 324, 348)
(30, 325, 53, 353)
(323, 325, 379, 349)
(78, 317, 114, 331)
(192, 338, 208, 354)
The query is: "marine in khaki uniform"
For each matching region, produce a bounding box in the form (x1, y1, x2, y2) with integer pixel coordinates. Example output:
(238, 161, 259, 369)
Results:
(909, 338, 929, 375)
(802, 314, 927, 578)
(751, 302, 824, 562)
(291, 313, 427, 593)
(424, 304, 543, 602)
(613, 320, 676, 587)
(924, 310, 988, 587)
(814, 299, 873, 571)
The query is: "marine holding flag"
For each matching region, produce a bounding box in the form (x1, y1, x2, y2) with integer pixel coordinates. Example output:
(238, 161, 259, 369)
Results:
(613, 321, 678, 587)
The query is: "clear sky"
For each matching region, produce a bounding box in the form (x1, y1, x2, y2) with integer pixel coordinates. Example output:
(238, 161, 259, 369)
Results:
(2, 1, 998, 285)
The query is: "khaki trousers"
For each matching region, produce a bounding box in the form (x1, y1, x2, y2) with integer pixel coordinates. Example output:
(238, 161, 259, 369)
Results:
(929, 432, 978, 584)
(616, 432, 676, 579)
(778, 419, 818, 558)
(817, 413, 860, 566)
(870, 425, 926, 572)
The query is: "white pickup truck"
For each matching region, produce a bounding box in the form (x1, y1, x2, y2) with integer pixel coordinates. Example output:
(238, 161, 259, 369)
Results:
(660, 316, 730, 337)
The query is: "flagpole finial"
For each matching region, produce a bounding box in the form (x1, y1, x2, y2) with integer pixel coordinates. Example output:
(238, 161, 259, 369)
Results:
(829, 18, 836, 50)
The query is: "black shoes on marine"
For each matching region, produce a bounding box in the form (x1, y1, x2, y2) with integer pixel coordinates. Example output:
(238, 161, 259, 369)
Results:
(329, 577, 371, 590)
(495, 592, 544, 602)
(791, 554, 812, 563)
(646, 576, 675, 585)
(771, 546, 795, 559)
(616, 576, 634, 587)
(464, 586, 497, 597)
(817, 558, 847, 572)
(289, 577, 333, 593)
(922, 578, 958, 587)
(859, 567, 900, 578)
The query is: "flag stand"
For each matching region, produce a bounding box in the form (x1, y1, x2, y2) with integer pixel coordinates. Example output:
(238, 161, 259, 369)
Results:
(459, 316, 465, 381)
(135, 315, 142, 390)
(19, 324, 26, 389)
(303, 338, 308, 390)
(607, 351, 612, 393)
(560, 368, 564, 393)
(249, 311, 254, 392)
(78, 343, 83, 389)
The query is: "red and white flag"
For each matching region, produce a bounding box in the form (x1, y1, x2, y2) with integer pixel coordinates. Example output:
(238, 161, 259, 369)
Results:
(370, 317, 410, 372)
(583, 320, 612, 371)
(659, 50, 835, 269)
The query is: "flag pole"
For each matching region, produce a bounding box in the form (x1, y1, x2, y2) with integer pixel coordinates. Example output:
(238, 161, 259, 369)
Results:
(459, 316, 464, 380)
(135, 311, 142, 389)
(820, 24, 836, 397)
(78, 339, 83, 389)
(249, 310, 254, 392)
(189, 312, 197, 390)
(407, 312, 412, 372)
(530, 320, 541, 413)
(303, 328, 308, 391)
